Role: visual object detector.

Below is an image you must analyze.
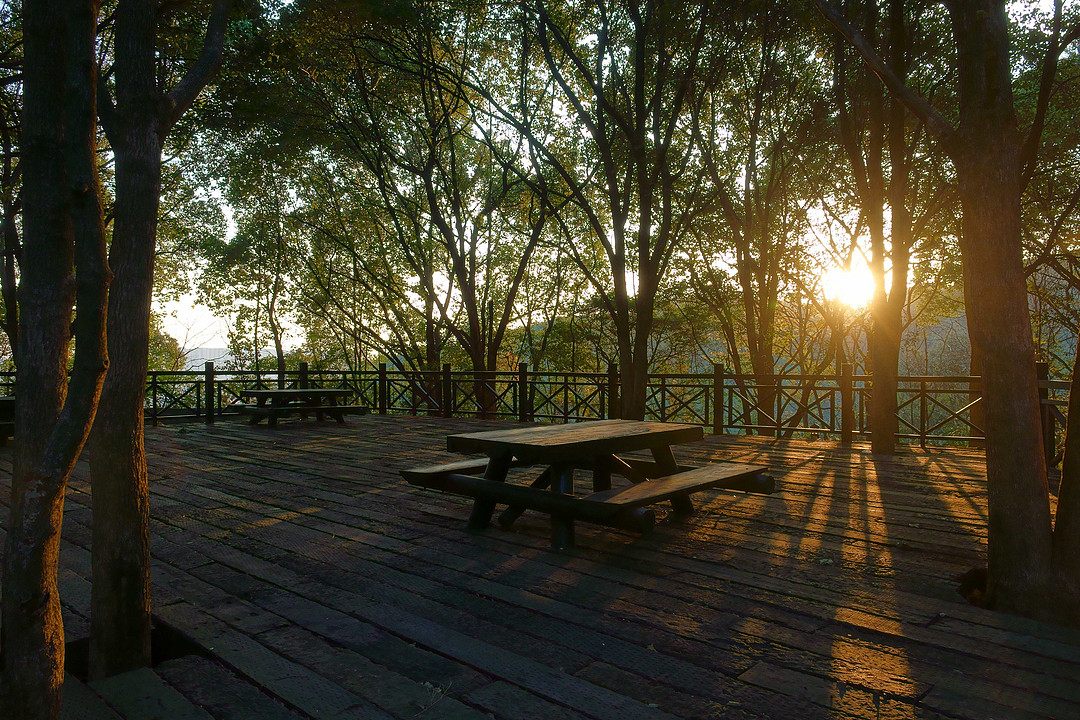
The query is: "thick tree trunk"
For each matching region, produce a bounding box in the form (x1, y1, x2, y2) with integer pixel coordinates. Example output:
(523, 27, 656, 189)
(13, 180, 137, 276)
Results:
(84, 0, 232, 676)
(622, 271, 658, 422)
(86, 133, 161, 678)
(817, 0, 1074, 626)
(85, 0, 162, 679)
(3, 0, 109, 716)
(954, 142, 1055, 618)
(869, 243, 906, 454)
(868, 304, 901, 454)
(749, 346, 777, 436)
(869, 2, 910, 456)
(945, 0, 1056, 620)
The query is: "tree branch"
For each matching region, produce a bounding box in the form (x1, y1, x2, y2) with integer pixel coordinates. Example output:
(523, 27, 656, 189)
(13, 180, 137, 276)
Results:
(96, 71, 118, 144)
(813, 0, 954, 144)
(1019, 0, 1080, 189)
(161, 0, 233, 131)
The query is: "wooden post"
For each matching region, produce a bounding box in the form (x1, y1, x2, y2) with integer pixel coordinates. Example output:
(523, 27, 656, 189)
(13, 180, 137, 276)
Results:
(1037, 361, 1053, 467)
(712, 363, 725, 435)
(204, 361, 215, 425)
(775, 374, 783, 436)
(920, 380, 928, 448)
(378, 362, 388, 415)
(442, 363, 453, 418)
(659, 374, 668, 422)
(518, 362, 531, 423)
(298, 361, 309, 389)
(607, 363, 620, 419)
(150, 372, 158, 427)
(840, 362, 853, 445)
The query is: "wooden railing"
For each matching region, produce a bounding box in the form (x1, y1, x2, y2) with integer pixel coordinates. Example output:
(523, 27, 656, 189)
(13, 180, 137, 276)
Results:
(0, 361, 1068, 467)
(129, 363, 1006, 447)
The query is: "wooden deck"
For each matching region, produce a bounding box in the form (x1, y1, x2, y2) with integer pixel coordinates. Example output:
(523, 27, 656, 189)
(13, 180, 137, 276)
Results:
(3, 415, 1079, 719)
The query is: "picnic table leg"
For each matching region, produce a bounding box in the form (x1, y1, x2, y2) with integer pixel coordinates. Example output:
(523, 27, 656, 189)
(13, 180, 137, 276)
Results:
(593, 455, 612, 491)
(498, 467, 552, 528)
(550, 463, 575, 550)
(327, 397, 345, 423)
(467, 453, 511, 530)
(652, 445, 694, 515)
(250, 396, 268, 425)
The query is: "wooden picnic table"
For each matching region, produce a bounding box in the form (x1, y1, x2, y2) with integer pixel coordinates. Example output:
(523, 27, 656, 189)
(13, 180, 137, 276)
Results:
(238, 388, 353, 426)
(403, 419, 773, 549)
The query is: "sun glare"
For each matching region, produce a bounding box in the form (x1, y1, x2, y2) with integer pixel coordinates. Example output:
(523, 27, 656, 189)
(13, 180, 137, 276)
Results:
(820, 264, 876, 308)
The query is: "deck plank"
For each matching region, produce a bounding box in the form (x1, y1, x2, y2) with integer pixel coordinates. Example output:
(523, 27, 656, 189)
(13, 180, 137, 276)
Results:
(2, 415, 1077, 720)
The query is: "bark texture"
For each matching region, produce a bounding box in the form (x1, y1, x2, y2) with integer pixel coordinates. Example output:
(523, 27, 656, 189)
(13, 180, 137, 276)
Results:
(816, 0, 1075, 626)
(2, 0, 109, 716)
(948, 1, 1056, 619)
(87, 0, 233, 678)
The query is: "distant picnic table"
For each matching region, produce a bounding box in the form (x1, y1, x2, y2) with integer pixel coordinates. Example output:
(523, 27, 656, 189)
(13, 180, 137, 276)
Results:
(403, 419, 774, 549)
(238, 388, 354, 427)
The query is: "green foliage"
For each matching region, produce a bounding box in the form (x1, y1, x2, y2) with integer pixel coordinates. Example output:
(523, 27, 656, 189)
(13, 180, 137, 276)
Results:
(147, 0, 1080, 381)
(147, 313, 188, 372)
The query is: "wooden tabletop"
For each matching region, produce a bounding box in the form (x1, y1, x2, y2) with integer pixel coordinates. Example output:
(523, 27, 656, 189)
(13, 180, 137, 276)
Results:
(240, 388, 351, 398)
(446, 419, 703, 463)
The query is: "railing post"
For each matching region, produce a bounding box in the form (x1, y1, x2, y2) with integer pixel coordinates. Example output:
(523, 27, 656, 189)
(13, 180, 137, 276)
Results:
(659, 374, 668, 422)
(518, 362, 531, 423)
(607, 363, 620, 419)
(775, 374, 783, 436)
(299, 361, 309, 389)
(150, 372, 159, 427)
(1037, 361, 1053, 467)
(442, 363, 453, 418)
(920, 380, 928, 448)
(378, 362, 389, 415)
(840, 362, 853, 445)
(712, 364, 725, 435)
(204, 362, 215, 425)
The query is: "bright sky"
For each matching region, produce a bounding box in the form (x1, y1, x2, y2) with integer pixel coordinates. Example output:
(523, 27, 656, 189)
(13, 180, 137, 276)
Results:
(157, 294, 231, 350)
(820, 260, 876, 308)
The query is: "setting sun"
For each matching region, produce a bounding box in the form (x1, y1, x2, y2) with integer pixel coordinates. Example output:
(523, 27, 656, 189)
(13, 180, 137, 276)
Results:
(821, 263, 877, 308)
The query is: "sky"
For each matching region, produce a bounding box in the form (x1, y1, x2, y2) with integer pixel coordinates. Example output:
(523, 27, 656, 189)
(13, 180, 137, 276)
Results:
(157, 294, 231, 350)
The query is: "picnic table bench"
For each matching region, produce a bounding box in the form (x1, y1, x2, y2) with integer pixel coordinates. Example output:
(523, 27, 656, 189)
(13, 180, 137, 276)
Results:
(402, 419, 775, 549)
(238, 388, 361, 426)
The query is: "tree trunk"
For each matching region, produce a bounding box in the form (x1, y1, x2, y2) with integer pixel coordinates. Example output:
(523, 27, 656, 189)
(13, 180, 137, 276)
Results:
(3, 0, 109, 716)
(943, 0, 1056, 619)
(86, 0, 233, 679)
(954, 141, 1055, 618)
(268, 286, 286, 388)
(816, 0, 1075, 627)
(749, 346, 777, 436)
(622, 270, 658, 422)
(86, 130, 161, 678)
(868, 308, 901, 453)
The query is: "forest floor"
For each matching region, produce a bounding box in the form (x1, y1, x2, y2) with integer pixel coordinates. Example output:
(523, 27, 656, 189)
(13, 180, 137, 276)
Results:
(5, 415, 1078, 719)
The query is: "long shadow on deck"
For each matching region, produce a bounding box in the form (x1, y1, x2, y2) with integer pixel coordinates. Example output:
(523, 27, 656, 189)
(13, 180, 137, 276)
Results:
(12, 417, 1079, 720)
